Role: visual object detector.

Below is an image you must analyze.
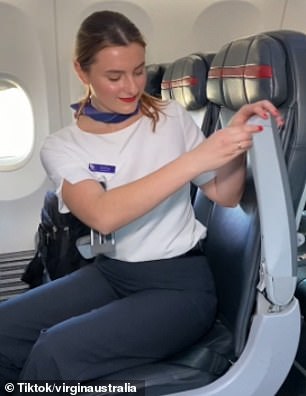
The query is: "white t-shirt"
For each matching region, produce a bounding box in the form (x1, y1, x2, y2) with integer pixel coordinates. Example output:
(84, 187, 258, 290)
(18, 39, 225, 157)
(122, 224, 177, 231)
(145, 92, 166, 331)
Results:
(41, 100, 215, 262)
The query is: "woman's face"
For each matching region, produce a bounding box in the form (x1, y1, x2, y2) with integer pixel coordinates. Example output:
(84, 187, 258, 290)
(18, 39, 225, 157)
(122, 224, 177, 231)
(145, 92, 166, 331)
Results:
(76, 43, 147, 114)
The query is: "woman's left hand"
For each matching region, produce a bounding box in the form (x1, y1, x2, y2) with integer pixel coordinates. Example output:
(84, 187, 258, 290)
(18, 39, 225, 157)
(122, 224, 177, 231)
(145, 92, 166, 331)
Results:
(229, 100, 285, 128)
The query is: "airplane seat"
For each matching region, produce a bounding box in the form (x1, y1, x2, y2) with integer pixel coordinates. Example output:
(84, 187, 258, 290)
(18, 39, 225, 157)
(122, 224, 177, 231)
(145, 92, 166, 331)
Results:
(161, 53, 215, 130)
(145, 63, 168, 98)
(95, 31, 305, 396)
(256, 31, 306, 323)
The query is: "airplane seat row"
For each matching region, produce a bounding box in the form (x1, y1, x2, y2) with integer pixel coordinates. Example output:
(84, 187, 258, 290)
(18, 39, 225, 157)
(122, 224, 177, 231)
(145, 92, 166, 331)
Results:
(97, 31, 305, 396)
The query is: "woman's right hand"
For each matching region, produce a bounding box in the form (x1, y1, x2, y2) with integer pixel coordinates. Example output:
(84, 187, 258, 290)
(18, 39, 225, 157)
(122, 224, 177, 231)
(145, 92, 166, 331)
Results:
(190, 122, 263, 172)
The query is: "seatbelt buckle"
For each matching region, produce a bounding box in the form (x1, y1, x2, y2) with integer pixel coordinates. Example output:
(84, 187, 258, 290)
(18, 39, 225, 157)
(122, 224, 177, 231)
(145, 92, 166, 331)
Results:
(76, 229, 115, 259)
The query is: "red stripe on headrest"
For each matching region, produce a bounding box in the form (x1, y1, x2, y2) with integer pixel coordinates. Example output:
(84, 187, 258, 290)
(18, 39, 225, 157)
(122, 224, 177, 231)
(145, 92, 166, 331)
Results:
(208, 65, 272, 79)
(161, 76, 198, 89)
(244, 65, 273, 78)
(161, 81, 171, 90)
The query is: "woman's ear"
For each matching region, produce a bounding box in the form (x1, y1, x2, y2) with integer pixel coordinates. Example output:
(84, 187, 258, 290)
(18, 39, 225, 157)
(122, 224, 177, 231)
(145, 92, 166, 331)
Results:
(74, 61, 89, 84)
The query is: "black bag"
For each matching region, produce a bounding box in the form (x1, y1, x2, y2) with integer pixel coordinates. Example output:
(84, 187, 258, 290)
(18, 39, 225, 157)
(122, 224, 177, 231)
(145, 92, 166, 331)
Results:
(22, 191, 94, 288)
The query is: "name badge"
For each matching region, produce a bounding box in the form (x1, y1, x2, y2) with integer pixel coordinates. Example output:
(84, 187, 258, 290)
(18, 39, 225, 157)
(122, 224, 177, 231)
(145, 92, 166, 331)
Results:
(89, 163, 116, 174)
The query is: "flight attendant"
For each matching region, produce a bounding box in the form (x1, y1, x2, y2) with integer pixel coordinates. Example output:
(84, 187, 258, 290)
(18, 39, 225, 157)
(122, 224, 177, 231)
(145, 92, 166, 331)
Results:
(0, 10, 284, 385)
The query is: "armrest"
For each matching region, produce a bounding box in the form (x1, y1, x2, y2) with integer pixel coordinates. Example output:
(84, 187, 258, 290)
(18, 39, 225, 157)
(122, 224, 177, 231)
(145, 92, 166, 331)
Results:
(249, 116, 297, 306)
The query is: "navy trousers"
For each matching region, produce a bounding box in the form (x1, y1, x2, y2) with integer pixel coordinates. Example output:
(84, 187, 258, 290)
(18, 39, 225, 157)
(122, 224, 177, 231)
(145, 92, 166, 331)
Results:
(0, 254, 216, 383)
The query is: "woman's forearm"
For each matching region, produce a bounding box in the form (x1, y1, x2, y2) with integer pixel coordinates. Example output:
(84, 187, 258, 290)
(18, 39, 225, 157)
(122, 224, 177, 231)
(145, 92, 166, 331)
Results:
(214, 154, 246, 207)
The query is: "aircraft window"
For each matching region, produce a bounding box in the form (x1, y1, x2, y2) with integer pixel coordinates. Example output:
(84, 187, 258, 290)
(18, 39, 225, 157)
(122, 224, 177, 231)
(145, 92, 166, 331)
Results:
(0, 80, 34, 170)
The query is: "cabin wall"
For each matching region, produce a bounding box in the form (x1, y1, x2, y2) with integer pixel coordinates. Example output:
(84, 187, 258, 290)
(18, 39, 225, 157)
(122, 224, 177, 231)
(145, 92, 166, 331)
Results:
(0, 0, 304, 255)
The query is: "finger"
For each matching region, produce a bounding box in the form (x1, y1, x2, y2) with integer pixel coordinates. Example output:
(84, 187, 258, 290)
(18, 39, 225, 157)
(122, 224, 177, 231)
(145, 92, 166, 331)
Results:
(273, 113, 285, 128)
(255, 101, 285, 127)
(259, 111, 285, 128)
(242, 100, 284, 123)
(242, 124, 264, 135)
(227, 123, 263, 136)
(234, 133, 255, 154)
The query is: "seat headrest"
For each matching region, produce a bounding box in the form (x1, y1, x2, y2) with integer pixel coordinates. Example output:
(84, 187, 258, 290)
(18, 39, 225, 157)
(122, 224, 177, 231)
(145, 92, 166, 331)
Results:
(207, 34, 288, 110)
(145, 63, 168, 98)
(161, 54, 213, 110)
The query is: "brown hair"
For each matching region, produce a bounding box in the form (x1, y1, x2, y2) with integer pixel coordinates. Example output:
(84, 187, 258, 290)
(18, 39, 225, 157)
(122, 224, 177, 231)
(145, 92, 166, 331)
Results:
(74, 10, 164, 130)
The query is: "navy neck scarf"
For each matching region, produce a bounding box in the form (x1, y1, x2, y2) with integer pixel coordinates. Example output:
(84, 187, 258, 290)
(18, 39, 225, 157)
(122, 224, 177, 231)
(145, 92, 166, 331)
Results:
(70, 101, 140, 123)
